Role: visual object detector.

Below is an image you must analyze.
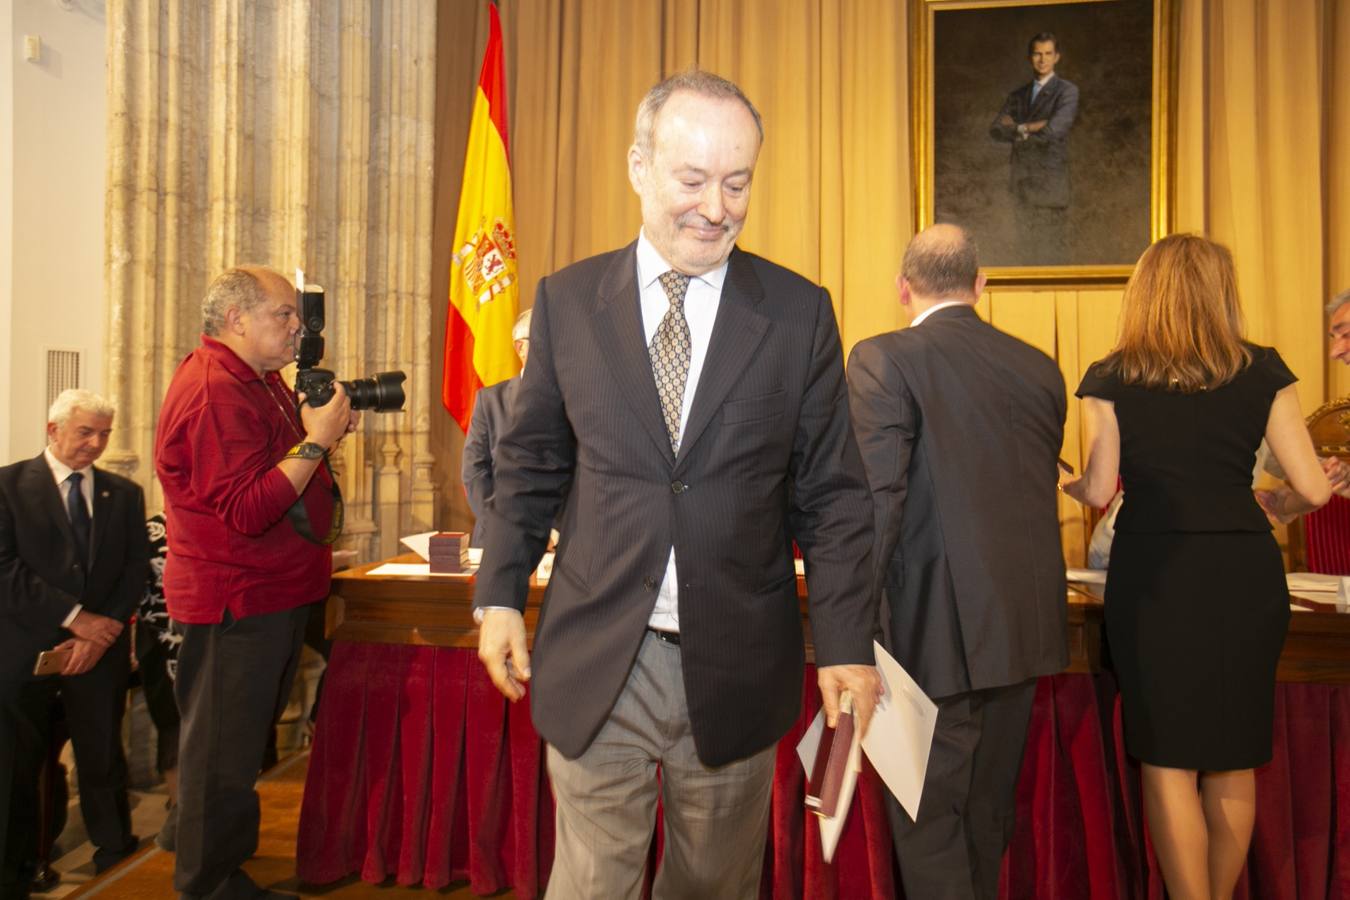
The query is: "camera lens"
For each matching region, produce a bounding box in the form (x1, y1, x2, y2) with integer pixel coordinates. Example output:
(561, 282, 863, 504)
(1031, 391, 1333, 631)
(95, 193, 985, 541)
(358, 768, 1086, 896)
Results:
(342, 371, 407, 412)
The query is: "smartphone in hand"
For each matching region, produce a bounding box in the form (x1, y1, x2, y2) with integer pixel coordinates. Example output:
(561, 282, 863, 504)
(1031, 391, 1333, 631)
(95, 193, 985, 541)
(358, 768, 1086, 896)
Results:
(33, 647, 73, 677)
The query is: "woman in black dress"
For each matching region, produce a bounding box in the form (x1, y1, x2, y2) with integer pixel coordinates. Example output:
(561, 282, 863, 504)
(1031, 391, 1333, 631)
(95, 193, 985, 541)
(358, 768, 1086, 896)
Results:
(1062, 235, 1331, 900)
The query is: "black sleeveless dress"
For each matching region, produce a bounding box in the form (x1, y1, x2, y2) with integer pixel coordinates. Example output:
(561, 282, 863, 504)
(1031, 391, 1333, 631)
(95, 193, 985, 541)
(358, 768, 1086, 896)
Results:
(1077, 345, 1294, 770)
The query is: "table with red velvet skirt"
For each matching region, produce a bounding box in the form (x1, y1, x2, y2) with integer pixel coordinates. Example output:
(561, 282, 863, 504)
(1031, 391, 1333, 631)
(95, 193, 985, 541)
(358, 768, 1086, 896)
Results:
(296, 556, 1350, 899)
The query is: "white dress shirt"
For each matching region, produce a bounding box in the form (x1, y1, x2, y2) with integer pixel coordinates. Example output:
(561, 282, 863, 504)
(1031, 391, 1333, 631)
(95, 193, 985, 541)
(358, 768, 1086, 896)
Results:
(44, 446, 92, 625)
(636, 230, 727, 633)
(909, 299, 972, 328)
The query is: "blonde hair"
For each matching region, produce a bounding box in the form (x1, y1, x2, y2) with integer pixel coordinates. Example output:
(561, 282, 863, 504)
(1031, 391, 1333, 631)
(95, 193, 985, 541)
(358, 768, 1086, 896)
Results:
(1101, 234, 1252, 392)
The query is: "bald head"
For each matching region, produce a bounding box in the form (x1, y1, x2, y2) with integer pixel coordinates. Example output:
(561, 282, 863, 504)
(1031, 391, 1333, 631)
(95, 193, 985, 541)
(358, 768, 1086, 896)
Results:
(901, 224, 982, 303)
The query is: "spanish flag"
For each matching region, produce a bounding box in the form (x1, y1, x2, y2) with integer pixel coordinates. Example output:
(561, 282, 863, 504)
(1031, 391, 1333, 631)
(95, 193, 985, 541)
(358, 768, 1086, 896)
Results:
(442, 2, 518, 432)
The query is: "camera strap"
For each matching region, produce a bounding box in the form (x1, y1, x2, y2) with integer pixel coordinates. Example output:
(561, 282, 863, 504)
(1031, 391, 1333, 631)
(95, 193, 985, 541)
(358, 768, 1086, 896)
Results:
(286, 459, 344, 546)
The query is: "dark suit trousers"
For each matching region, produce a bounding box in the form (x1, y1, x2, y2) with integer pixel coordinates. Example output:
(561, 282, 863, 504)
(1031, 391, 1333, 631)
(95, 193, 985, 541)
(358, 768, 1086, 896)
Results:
(59, 627, 136, 870)
(0, 673, 47, 899)
(172, 606, 308, 899)
(887, 679, 1037, 900)
(0, 627, 136, 894)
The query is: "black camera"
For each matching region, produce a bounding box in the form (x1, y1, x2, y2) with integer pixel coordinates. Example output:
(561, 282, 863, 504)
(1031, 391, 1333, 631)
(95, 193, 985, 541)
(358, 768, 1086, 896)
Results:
(294, 281, 407, 412)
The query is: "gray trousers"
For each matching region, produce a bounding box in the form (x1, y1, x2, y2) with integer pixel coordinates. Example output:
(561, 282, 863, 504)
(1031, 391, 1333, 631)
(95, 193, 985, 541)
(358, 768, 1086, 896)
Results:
(544, 631, 776, 900)
(171, 605, 309, 899)
(888, 678, 1038, 900)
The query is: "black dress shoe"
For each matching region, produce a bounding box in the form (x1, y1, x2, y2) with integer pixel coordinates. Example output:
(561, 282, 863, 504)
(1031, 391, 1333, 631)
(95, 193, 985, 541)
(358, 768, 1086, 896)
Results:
(92, 835, 140, 874)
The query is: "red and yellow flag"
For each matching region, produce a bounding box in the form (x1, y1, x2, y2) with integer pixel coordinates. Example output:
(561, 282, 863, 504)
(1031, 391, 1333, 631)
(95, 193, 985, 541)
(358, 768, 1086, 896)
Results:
(442, 2, 519, 432)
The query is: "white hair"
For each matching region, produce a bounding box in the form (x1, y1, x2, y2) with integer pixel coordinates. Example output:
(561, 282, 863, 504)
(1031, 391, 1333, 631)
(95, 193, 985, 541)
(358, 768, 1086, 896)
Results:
(48, 388, 115, 427)
(633, 70, 764, 159)
(1326, 288, 1350, 316)
(512, 307, 533, 343)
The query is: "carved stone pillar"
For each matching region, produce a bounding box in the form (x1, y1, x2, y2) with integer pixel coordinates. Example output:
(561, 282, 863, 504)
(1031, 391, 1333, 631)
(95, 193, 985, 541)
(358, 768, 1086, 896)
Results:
(104, 0, 439, 560)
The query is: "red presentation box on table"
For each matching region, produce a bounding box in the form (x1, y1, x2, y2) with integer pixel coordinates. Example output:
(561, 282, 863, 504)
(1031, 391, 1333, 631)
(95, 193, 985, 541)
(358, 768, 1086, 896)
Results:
(428, 531, 471, 574)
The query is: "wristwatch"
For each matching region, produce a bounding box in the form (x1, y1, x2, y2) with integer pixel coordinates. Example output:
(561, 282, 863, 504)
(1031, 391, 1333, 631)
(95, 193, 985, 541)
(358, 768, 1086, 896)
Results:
(1017, 123, 1029, 138)
(284, 441, 327, 461)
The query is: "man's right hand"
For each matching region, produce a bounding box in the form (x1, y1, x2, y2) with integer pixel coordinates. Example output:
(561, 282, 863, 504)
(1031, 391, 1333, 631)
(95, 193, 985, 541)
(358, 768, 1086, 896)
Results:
(67, 609, 123, 648)
(57, 637, 108, 676)
(478, 608, 531, 702)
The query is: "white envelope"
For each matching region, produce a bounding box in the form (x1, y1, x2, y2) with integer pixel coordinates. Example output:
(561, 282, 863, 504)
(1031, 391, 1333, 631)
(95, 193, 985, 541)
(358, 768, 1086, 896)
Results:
(399, 531, 437, 561)
(862, 640, 938, 822)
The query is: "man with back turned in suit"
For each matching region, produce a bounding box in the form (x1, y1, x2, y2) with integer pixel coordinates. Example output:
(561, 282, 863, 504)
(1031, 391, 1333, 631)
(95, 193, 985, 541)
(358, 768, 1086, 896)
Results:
(473, 70, 881, 898)
(848, 224, 1068, 900)
(0, 389, 148, 897)
(990, 32, 1079, 265)
(462, 307, 532, 548)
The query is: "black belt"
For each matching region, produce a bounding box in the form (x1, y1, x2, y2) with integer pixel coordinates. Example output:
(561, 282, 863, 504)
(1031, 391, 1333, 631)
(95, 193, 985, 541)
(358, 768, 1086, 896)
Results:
(647, 627, 681, 645)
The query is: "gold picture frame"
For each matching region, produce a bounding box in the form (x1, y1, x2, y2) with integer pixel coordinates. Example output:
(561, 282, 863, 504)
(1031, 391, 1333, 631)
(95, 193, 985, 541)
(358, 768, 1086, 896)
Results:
(911, 0, 1178, 284)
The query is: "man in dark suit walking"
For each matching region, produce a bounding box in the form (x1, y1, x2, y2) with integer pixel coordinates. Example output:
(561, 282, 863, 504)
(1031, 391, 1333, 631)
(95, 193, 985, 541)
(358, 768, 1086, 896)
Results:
(848, 224, 1068, 900)
(0, 389, 149, 897)
(462, 308, 532, 547)
(990, 32, 1079, 265)
(473, 70, 880, 898)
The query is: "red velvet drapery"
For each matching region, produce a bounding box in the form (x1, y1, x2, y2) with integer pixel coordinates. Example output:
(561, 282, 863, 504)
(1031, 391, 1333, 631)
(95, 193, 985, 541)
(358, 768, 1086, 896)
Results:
(298, 643, 1350, 898)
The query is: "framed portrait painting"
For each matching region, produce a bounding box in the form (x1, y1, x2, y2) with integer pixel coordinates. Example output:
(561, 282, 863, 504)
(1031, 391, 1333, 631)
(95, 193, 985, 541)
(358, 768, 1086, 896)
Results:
(912, 0, 1178, 282)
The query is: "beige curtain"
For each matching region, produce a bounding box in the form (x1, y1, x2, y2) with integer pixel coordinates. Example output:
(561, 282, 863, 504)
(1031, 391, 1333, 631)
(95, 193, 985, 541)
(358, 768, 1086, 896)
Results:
(96, 0, 1350, 564)
(432, 0, 912, 530)
(431, 0, 1350, 562)
(105, 0, 438, 561)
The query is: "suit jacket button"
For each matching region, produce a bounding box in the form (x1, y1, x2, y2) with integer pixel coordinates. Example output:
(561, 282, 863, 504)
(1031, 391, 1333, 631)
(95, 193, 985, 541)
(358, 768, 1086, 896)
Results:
(670, 481, 685, 494)
(643, 576, 656, 590)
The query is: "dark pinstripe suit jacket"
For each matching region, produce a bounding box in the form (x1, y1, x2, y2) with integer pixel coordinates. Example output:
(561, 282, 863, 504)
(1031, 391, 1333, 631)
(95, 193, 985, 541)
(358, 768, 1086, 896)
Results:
(474, 243, 875, 766)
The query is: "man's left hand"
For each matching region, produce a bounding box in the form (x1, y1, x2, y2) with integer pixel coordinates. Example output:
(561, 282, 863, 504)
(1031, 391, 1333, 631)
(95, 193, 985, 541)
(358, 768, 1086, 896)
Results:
(818, 664, 882, 738)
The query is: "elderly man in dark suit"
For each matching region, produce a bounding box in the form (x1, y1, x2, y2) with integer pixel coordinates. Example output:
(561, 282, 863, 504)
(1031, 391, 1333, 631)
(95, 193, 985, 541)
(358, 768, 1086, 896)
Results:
(848, 224, 1068, 900)
(0, 389, 149, 897)
(473, 70, 880, 898)
(990, 31, 1080, 265)
(462, 307, 532, 547)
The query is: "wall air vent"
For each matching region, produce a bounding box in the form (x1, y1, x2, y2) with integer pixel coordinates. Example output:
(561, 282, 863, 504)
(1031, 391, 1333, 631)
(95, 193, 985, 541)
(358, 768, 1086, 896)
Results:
(45, 347, 84, 413)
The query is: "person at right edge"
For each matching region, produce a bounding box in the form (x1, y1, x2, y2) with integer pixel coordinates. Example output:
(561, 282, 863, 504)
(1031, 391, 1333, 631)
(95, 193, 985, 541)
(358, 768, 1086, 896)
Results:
(848, 224, 1068, 900)
(1062, 234, 1330, 900)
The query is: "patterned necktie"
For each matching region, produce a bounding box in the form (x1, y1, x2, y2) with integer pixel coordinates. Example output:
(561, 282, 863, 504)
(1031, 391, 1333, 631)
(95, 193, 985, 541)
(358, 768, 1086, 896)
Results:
(650, 271, 692, 452)
(67, 471, 92, 563)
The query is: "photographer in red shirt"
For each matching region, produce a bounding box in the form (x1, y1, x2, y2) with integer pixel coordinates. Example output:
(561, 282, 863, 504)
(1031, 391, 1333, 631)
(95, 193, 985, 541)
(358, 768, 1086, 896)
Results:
(154, 266, 355, 900)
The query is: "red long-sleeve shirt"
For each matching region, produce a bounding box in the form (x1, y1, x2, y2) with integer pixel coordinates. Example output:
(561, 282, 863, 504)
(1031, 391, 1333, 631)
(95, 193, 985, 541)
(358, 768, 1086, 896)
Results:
(154, 336, 334, 624)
